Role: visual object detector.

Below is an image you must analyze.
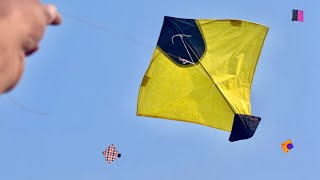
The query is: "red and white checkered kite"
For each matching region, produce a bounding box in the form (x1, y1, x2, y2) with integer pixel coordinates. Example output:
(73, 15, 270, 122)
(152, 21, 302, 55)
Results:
(102, 144, 121, 164)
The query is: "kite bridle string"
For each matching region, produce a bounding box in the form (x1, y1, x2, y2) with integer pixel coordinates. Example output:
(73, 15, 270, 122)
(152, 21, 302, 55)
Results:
(171, 34, 220, 86)
(172, 34, 195, 64)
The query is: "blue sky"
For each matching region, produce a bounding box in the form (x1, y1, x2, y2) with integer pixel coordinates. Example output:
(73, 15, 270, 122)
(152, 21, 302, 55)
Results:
(0, 0, 318, 179)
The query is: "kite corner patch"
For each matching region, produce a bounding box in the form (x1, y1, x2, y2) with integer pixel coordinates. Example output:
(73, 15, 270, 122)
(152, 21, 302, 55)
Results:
(141, 76, 150, 87)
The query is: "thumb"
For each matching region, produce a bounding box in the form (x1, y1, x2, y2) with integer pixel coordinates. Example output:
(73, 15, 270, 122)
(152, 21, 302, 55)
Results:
(44, 4, 62, 25)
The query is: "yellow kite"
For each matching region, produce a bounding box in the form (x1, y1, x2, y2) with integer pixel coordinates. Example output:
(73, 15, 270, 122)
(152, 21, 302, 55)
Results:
(137, 16, 268, 142)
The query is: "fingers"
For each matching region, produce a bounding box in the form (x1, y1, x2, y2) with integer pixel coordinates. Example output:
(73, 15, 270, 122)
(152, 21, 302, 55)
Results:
(44, 4, 62, 25)
(24, 3, 61, 57)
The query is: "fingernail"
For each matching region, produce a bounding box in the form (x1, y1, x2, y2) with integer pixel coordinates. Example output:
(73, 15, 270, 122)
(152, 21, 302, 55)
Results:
(45, 4, 59, 24)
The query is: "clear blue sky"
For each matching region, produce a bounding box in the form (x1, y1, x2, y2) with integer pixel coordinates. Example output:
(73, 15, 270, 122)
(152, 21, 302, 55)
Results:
(0, 0, 318, 179)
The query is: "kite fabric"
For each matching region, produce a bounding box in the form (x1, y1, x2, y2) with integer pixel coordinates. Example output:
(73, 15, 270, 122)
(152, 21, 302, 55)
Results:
(137, 16, 268, 142)
(102, 144, 121, 164)
(281, 140, 294, 153)
(292, 10, 304, 22)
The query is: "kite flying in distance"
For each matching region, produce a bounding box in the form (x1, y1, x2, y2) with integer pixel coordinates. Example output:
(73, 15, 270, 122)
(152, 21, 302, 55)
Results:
(137, 16, 268, 142)
(281, 139, 294, 153)
(102, 144, 121, 164)
(292, 9, 304, 22)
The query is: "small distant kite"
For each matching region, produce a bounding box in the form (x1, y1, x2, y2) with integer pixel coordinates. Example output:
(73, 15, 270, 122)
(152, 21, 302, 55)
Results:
(281, 139, 294, 153)
(292, 10, 304, 22)
(102, 144, 121, 164)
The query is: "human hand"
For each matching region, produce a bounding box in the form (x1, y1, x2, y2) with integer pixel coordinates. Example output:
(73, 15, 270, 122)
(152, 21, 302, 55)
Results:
(0, 0, 61, 93)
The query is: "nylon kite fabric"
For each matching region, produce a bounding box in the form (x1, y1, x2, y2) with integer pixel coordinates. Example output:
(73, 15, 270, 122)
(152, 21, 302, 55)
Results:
(137, 16, 268, 142)
(102, 144, 121, 164)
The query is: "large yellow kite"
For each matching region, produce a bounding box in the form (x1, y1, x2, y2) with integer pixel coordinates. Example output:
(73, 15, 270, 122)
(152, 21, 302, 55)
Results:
(137, 16, 268, 142)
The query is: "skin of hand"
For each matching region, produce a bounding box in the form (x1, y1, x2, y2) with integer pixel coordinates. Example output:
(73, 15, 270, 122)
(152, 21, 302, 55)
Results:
(0, 0, 61, 93)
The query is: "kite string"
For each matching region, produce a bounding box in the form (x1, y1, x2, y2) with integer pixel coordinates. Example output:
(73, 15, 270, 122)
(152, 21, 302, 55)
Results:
(60, 11, 153, 49)
(5, 95, 48, 116)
